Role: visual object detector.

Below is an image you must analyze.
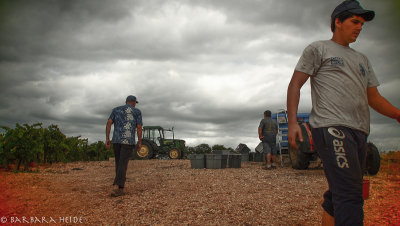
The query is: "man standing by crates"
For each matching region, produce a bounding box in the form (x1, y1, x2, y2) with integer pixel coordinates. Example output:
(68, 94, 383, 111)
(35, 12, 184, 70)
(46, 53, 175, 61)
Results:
(287, 1, 400, 225)
(258, 110, 278, 170)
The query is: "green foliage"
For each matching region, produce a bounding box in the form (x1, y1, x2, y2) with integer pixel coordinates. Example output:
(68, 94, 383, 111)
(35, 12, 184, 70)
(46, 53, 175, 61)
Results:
(212, 144, 233, 151)
(1, 123, 44, 170)
(43, 124, 66, 163)
(0, 122, 110, 171)
(0, 133, 6, 167)
(185, 143, 212, 155)
(64, 136, 88, 162)
(86, 141, 112, 161)
(395, 1, 400, 24)
(183, 143, 234, 157)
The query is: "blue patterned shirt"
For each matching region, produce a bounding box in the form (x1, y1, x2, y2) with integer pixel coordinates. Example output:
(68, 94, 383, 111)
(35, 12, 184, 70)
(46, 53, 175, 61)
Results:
(109, 104, 143, 145)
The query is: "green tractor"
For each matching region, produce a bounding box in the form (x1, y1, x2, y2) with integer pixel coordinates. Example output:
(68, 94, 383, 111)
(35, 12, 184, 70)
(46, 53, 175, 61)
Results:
(135, 126, 186, 160)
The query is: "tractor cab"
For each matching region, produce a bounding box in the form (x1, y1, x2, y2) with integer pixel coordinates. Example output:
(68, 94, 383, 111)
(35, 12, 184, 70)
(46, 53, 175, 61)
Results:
(142, 126, 177, 148)
(143, 126, 165, 146)
(135, 126, 185, 160)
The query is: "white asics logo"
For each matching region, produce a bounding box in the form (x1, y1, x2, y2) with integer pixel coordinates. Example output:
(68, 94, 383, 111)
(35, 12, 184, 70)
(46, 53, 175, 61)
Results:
(328, 127, 349, 169)
(328, 127, 345, 139)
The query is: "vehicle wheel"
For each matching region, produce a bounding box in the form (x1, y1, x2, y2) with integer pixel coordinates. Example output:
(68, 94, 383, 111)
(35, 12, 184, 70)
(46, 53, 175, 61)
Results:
(366, 142, 380, 175)
(289, 122, 313, 170)
(289, 144, 311, 170)
(168, 148, 181, 159)
(136, 140, 154, 159)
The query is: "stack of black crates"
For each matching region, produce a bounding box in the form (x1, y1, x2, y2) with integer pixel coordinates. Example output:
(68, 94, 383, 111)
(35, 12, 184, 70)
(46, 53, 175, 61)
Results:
(188, 149, 242, 169)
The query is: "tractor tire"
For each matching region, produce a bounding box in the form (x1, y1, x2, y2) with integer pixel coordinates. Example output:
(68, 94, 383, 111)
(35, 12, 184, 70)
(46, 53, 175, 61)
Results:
(136, 140, 154, 159)
(289, 122, 313, 170)
(366, 142, 380, 175)
(168, 148, 181, 159)
(289, 144, 311, 170)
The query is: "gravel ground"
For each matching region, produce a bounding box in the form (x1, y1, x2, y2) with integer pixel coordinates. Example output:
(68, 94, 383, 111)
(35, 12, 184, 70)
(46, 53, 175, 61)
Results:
(1, 159, 399, 225)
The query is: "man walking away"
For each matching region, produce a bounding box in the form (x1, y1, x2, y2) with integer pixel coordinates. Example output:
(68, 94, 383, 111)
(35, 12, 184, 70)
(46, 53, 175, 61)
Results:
(258, 110, 278, 170)
(287, 1, 400, 225)
(106, 95, 143, 197)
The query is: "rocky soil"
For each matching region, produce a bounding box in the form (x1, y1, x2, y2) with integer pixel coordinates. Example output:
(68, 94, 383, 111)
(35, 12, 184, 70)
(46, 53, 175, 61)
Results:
(1, 159, 399, 225)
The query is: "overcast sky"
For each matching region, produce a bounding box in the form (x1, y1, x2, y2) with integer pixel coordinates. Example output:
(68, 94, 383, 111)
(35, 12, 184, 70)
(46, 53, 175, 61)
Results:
(0, 0, 399, 151)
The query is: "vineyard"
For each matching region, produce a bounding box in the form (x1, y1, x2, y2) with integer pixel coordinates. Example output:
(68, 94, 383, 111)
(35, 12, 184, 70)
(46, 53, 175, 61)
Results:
(0, 123, 112, 171)
(0, 123, 233, 171)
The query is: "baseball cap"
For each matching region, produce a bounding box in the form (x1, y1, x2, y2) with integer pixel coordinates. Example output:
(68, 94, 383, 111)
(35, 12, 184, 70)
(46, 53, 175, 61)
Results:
(332, 0, 375, 21)
(126, 95, 138, 103)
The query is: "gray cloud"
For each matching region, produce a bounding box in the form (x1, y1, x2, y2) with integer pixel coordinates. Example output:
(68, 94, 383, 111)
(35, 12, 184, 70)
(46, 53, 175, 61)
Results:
(0, 0, 399, 151)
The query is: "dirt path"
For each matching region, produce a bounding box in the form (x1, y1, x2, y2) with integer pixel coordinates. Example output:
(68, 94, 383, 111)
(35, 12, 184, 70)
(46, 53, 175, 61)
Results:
(0, 160, 398, 225)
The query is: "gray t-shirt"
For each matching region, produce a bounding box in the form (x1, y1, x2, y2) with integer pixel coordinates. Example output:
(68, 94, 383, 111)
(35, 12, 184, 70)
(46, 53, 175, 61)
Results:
(295, 40, 380, 135)
(259, 117, 278, 143)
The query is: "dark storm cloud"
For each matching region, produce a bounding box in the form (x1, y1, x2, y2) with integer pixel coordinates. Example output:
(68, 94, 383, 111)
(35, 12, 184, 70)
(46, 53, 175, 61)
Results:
(0, 0, 399, 150)
(0, 0, 133, 61)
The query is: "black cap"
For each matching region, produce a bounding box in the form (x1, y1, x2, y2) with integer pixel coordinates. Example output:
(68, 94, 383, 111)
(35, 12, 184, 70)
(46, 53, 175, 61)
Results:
(332, 0, 375, 21)
(264, 110, 271, 117)
(126, 95, 138, 103)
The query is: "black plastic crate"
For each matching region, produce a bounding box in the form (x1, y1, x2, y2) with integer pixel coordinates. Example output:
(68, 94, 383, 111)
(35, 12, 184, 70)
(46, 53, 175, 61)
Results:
(249, 152, 254, 161)
(254, 152, 265, 162)
(205, 154, 227, 169)
(241, 153, 249, 162)
(188, 154, 205, 169)
(228, 154, 242, 168)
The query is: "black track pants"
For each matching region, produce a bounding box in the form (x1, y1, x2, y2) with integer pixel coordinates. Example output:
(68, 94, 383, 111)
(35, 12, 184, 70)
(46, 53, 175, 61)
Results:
(312, 126, 367, 226)
(113, 143, 134, 188)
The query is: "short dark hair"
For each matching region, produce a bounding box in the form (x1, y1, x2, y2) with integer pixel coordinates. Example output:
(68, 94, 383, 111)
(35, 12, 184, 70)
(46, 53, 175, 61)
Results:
(264, 110, 271, 117)
(331, 11, 353, 32)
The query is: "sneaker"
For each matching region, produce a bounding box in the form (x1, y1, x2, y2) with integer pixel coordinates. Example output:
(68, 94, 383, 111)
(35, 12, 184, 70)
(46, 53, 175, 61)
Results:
(111, 189, 125, 197)
(263, 166, 272, 170)
(271, 165, 277, 169)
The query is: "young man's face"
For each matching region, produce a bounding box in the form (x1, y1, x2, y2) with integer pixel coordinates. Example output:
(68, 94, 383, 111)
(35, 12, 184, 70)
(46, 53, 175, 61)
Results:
(335, 15, 366, 44)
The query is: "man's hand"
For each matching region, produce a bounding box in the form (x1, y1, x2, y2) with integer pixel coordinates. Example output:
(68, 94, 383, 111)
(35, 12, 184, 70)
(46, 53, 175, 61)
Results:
(105, 118, 113, 150)
(106, 139, 111, 149)
(259, 135, 263, 141)
(136, 141, 142, 152)
(288, 123, 303, 150)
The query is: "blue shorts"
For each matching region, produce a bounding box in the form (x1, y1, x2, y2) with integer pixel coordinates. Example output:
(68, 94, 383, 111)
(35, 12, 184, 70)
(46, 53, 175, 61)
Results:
(262, 141, 277, 155)
(312, 126, 367, 226)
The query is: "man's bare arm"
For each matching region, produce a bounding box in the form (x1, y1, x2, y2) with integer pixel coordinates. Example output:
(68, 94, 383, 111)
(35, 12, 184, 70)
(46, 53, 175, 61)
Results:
(258, 127, 263, 141)
(106, 119, 113, 149)
(136, 124, 142, 150)
(287, 71, 310, 148)
(367, 86, 400, 122)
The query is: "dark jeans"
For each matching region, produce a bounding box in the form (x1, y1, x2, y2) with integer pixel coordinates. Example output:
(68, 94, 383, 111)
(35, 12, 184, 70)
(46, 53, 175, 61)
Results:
(113, 143, 135, 188)
(312, 126, 367, 226)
